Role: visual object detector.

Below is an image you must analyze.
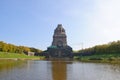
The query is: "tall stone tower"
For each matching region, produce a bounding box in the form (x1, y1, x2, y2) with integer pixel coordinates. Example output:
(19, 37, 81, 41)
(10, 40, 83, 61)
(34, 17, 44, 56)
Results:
(47, 24, 73, 58)
(52, 24, 67, 47)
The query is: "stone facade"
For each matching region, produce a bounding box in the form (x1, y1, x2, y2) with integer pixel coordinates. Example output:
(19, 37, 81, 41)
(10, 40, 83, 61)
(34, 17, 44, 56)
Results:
(52, 24, 67, 47)
(47, 24, 73, 58)
(28, 52, 35, 56)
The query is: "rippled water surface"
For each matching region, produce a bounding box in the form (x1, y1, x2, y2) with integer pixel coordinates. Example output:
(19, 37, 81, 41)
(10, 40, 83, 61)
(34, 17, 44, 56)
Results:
(0, 60, 120, 80)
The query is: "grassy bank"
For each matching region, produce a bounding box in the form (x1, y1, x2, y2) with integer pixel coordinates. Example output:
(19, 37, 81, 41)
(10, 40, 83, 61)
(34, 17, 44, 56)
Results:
(0, 52, 45, 60)
(74, 53, 120, 63)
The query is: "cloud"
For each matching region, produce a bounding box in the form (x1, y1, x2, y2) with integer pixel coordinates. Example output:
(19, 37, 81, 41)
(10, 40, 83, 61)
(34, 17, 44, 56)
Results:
(85, 0, 120, 43)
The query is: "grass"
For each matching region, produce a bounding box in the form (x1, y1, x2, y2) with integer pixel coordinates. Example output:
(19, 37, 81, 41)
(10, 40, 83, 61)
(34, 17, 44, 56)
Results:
(74, 53, 120, 63)
(0, 52, 45, 59)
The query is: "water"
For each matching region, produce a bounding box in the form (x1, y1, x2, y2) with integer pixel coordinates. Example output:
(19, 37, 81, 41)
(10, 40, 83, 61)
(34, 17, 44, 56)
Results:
(0, 60, 120, 80)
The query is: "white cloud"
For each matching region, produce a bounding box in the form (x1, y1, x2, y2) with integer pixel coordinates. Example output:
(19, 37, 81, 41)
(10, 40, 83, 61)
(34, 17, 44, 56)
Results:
(84, 0, 120, 47)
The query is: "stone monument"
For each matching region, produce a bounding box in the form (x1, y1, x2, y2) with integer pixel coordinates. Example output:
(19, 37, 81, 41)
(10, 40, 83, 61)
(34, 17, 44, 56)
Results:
(47, 24, 73, 58)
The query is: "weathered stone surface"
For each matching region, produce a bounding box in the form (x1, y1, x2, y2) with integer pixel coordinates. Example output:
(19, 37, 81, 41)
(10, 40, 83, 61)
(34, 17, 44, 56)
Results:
(52, 24, 67, 47)
(46, 24, 73, 58)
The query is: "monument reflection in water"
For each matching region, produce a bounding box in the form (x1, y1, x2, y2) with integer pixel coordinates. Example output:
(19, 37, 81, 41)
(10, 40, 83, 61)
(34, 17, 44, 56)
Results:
(52, 60, 67, 80)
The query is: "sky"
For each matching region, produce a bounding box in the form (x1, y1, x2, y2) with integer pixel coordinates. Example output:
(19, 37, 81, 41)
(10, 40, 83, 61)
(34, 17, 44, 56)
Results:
(0, 0, 120, 50)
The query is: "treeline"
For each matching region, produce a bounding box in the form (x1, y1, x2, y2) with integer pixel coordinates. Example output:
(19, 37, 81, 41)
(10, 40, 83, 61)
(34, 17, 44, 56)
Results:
(79, 40, 120, 55)
(0, 41, 42, 53)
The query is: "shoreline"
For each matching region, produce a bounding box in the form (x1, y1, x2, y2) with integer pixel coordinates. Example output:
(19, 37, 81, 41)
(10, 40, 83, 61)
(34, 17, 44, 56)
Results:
(74, 58, 120, 64)
(1, 57, 120, 63)
(0, 52, 45, 60)
(0, 58, 44, 60)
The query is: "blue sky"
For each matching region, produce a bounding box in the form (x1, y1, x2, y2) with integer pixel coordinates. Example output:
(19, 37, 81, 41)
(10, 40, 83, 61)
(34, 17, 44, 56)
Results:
(0, 0, 120, 50)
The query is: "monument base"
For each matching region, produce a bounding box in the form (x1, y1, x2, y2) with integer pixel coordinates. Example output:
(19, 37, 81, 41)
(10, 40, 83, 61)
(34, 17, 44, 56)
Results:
(46, 46, 73, 58)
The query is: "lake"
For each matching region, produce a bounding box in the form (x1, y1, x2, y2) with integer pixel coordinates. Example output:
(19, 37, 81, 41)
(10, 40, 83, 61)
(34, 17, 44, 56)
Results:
(0, 60, 120, 80)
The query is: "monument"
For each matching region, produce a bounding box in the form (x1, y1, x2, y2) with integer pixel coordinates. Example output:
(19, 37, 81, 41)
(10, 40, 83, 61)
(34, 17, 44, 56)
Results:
(47, 24, 73, 58)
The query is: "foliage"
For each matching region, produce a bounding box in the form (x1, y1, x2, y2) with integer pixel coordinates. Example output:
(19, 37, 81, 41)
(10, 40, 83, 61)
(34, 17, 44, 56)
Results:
(79, 40, 120, 55)
(75, 40, 120, 62)
(77, 53, 120, 62)
(0, 41, 42, 54)
(29, 47, 42, 53)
